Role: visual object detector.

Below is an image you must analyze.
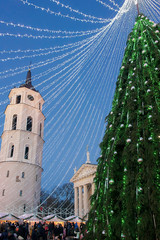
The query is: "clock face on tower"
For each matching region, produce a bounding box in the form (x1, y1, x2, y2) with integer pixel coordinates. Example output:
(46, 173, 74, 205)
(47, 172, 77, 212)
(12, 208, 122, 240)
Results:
(27, 95, 34, 101)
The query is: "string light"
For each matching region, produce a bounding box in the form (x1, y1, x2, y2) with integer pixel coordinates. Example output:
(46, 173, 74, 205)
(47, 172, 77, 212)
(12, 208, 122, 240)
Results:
(19, 0, 111, 24)
(50, 0, 115, 19)
(95, 0, 119, 11)
(0, 19, 103, 35)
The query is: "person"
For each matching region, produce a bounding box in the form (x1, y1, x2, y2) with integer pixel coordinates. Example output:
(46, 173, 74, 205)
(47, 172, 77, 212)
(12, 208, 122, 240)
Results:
(1, 228, 8, 240)
(8, 230, 16, 240)
(31, 227, 38, 240)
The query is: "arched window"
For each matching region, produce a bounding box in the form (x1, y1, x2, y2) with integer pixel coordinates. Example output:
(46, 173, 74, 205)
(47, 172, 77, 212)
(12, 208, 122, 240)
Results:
(26, 117, 32, 131)
(20, 190, 23, 196)
(22, 172, 25, 178)
(39, 123, 42, 137)
(16, 95, 21, 104)
(9, 145, 14, 158)
(12, 114, 17, 130)
(6, 170, 9, 177)
(24, 146, 29, 159)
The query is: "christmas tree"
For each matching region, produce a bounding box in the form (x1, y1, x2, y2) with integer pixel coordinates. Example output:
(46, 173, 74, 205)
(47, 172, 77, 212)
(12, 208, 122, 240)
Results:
(86, 14, 160, 240)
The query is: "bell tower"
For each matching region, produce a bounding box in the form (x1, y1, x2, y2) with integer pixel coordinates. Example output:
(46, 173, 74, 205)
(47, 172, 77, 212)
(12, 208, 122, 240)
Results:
(0, 69, 45, 215)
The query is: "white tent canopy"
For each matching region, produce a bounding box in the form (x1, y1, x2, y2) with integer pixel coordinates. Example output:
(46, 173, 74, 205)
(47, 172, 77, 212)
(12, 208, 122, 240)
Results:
(68, 216, 83, 223)
(18, 213, 34, 219)
(43, 214, 55, 220)
(65, 215, 76, 221)
(0, 212, 8, 218)
(65, 216, 84, 222)
(44, 215, 65, 222)
(0, 214, 19, 221)
(25, 215, 42, 222)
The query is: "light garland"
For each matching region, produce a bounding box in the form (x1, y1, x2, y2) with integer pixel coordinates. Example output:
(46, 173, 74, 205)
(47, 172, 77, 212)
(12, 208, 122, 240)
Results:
(0, 19, 104, 35)
(95, 0, 119, 12)
(50, 0, 113, 19)
(19, 0, 111, 24)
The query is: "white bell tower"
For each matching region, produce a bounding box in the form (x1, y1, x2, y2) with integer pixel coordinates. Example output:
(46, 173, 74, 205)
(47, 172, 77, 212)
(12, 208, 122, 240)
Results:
(0, 69, 45, 215)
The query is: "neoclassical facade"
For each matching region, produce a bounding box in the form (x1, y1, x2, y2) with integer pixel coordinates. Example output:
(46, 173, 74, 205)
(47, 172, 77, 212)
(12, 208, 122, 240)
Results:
(0, 70, 45, 215)
(70, 150, 97, 219)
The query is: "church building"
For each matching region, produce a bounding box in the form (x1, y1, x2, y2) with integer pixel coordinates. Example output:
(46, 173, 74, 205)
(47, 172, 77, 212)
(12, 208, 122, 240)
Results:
(0, 70, 45, 215)
(70, 148, 97, 219)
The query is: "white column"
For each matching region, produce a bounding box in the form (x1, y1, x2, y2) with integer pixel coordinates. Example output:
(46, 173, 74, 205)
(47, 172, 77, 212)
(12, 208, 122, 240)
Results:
(74, 187, 78, 216)
(84, 184, 88, 216)
(79, 186, 83, 218)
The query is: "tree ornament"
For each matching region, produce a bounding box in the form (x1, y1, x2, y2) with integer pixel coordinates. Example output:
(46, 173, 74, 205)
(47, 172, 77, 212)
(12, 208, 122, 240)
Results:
(111, 137, 115, 141)
(114, 151, 117, 154)
(132, 73, 135, 76)
(119, 88, 122, 91)
(121, 234, 125, 238)
(138, 158, 143, 162)
(155, 68, 158, 70)
(142, 50, 145, 54)
(148, 137, 152, 141)
(129, 81, 132, 84)
(139, 137, 143, 141)
(148, 115, 152, 118)
(144, 63, 148, 67)
(109, 179, 114, 184)
(127, 139, 131, 143)
(134, 67, 136, 70)
(120, 124, 124, 128)
(131, 86, 135, 90)
(124, 168, 127, 172)
(110, 111, 113, 114)
(145, 81, 148, 84)
(128, 124, 132, 128)
(144, 44, 148, 47)
(134, 99, 137, 102)
(102, 230, 105, 234)
(155, 40, 158, 44)
(109, 124, 112, 128)
(138, 187, 142, 192)
(148, 105, 153, 110)
(147, 89, 151, 93)
(121, 66, 125, 69)
(138, 36, 142, 40)
(155, 30, 159, 33)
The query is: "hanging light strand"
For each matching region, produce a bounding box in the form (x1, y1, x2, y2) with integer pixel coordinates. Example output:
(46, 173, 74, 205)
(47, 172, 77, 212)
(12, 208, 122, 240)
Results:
(19, 0, 111, 23)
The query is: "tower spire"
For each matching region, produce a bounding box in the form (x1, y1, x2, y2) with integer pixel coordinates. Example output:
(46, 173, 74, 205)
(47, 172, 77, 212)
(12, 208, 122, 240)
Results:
(135, 0, 140, 15)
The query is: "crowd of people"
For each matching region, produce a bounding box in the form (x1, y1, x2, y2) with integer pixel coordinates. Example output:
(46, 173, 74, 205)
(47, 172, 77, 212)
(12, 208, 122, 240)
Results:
(0, 221, 86, 240)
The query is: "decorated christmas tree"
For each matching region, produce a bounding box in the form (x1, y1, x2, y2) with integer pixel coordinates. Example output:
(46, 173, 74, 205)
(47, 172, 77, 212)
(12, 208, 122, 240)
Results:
(86, 14, 160, 240)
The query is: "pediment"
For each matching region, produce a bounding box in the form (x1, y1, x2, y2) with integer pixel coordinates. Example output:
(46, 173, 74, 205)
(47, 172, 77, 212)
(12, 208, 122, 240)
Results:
(70, 163, 97, 183)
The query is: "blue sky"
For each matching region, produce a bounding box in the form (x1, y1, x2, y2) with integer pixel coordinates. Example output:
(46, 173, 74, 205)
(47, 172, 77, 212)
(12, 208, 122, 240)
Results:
(0, 0, 159, 193)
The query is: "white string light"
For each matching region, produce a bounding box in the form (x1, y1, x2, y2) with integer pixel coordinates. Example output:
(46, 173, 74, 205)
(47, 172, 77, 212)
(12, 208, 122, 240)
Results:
(19, 0, 111, 23)
(50, 0, 118, 17)
(0, 19, 103, 35)
(96, 0, 119, 11)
